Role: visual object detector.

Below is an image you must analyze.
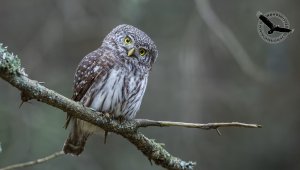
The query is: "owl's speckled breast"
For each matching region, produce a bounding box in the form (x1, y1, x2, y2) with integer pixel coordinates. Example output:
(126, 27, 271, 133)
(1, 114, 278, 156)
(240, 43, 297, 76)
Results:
(88, 68, 148, 120)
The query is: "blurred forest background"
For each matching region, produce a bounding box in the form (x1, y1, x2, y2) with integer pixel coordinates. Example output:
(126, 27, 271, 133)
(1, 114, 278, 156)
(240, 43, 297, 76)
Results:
(0, 0, 299, 170)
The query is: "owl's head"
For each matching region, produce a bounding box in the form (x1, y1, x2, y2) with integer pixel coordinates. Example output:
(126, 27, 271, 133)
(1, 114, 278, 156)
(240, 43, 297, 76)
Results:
(103, 24, 158, 69)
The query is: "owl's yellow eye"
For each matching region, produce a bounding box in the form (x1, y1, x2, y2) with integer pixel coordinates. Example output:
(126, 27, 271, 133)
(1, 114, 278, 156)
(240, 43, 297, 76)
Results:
(124, 36, 132, 45)
(139, 48, 147, 56)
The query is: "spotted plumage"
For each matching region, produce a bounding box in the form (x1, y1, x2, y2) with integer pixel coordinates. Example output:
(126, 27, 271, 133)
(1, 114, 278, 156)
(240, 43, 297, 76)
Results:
(63, 24, 158, 155)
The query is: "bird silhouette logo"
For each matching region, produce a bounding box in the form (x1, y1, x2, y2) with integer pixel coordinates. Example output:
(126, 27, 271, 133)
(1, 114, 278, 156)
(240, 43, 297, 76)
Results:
(256, 11, 294, 44)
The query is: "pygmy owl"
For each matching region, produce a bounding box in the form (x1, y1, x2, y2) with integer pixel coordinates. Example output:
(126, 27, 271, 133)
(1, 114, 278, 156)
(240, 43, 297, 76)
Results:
(63, 24, 158, 155)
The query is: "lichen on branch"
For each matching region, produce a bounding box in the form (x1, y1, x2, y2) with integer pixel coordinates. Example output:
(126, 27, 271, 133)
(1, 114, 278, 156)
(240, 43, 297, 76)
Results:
(0, 44, 22, 73)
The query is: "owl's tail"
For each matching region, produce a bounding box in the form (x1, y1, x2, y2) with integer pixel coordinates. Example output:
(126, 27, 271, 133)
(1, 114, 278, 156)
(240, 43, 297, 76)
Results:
(63, 119, 90, 156)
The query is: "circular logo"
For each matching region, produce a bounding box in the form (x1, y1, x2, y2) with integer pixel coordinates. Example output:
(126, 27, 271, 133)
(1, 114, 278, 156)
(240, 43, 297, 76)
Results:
(257, 11, 294, 44)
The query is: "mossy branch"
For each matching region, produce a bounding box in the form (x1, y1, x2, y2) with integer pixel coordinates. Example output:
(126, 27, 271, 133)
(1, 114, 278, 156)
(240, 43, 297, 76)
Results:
(0, 44, 261, 170)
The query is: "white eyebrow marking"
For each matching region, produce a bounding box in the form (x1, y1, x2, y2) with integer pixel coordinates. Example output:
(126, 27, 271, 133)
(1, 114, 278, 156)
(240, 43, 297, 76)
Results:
(93, 66, 100, 72)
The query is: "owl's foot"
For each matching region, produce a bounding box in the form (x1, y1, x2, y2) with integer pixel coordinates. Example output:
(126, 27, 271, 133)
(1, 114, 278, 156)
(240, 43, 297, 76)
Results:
(116, 116, 126, 123)
(77, 102, 85, 108)
(104, 112, 111, 117)
(88, 107, 97, 112)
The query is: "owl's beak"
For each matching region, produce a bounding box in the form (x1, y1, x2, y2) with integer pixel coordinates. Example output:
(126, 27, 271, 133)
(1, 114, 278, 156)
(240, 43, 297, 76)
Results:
(127, 48, 135, 57)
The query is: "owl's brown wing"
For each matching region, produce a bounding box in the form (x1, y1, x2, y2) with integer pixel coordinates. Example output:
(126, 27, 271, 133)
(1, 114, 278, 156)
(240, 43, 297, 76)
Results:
(64, 50, 113, 128)
(72, 53, 99, 102)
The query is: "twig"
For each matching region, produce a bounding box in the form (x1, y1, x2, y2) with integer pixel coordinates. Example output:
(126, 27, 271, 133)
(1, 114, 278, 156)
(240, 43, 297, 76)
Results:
(136, 119, 262, 129)
(195, 0, 269, 82)
(0, 151, 64, 170)
(0, 44, 261, 170)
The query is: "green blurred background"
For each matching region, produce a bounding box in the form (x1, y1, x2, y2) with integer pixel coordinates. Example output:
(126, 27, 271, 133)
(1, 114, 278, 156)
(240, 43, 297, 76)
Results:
(0, 0, 299, 169)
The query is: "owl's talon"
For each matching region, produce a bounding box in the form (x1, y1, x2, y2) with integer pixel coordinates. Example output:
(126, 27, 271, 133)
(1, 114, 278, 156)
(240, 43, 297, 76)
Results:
(77, 102, 85, 107)
(90, 108, 96, 112)
(116, 116, 126, 123)
(104, 112, 110, 117)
